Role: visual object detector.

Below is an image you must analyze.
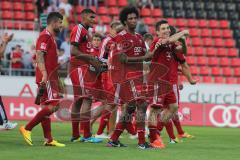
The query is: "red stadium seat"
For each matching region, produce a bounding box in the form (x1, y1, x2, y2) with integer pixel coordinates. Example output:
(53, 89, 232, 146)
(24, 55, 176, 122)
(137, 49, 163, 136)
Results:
(13, 2, 23, 11)
(214, 38, 225, 47)
(195, 47, 205, 56)
(211, 67, 221, 76)
(208, 20, 219, 28)
(222, 29, 232, 38)
(175, 19, 187, 27)
(198, 19, 208, 28)
(89, 6, 96, 13)
(187, 19, 198, 28)
(199, 66, 209, 75)
(152, 9, 163, 17)
(190, 66, 198, 75)
(208, 57, 219, 66)
(217, 48, 227, 57)
(118, 0, 128, 7)
(222, 67, 232, 76)
(109, 7, 119, 16)
(3, 21, 14, 29)
(106, 0, 117, 6)
(14, 11, 25, 20)
(189, 28, 200, 37)
(144, 17, 154, 25)
(24, 3, 35, 11)
(202, 76, 213, 83)
(191, 37, 202, 46)
(1, 1, 12, 10)
(225, 39, 235, 48)
(14, 21, 23, 30)
(231, 58, 240, 67)
(101, 16, 111, 24)
(200, 28, 211, 37)
(149, 26, 155, 34)
(238, 78, 240, 83)
(25, 12, 35, 21)
(226, 77, 237, 84)
(2, 11, 13, 20)
(186, 56, 195, 65)
(25, 22, 35, 30)
(233, 68, 240, 77)
(76, 6, 84, 14)
(211, 29, 222, 38)
(166, 18, 175, 26)
(206, 47, 216, 57)
(228, 48, 238, 57)
(141, 8, 151, 17)
(187, 47, 194, 55)
(197, 57, 208, 65)
(214, 77, 225, 83)
(203, 38, 213, 47)
(98, 6, 108, 15)
(219, 57, 229, 66)
(219, 20, 229, 29)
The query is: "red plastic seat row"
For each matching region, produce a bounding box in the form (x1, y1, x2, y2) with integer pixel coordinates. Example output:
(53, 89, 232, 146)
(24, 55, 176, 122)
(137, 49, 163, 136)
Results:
(2, 21, 35, 30)
(1, 11, 35, 21)
(169, 19, 229, 29)
(190, 38, 235, 47)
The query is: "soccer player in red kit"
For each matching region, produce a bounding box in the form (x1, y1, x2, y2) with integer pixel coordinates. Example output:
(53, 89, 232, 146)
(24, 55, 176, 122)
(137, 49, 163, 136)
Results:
(157, 26, 196, 143)
(107, 6, 153, 149)
(19, 12, 65, 147)
(147, 20, 189, 148)
(69, 8, 102, 143)
(93, 21, 124, 138)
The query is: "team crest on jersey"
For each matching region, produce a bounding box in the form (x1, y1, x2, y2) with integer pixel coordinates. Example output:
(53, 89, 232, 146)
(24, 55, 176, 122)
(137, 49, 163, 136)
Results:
(40, 42, 47, 50)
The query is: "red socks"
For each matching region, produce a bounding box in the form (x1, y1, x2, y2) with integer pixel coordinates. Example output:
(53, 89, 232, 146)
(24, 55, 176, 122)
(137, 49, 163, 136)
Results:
(72, 120, 80, 138)
(137, 128, 145, 144)
(41, 117, 53, 142)
(110, 122, 124, 141)
(25, 107, 52, 131)
(149, 125, 158, 143)
(97, 110, 111, 135)
(172, 116, 185, 135)
(126, 122, 136, 135)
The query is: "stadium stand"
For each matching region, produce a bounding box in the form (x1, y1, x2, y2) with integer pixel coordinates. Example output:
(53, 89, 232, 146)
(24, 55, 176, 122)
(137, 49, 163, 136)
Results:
(0, 0, 239, 84)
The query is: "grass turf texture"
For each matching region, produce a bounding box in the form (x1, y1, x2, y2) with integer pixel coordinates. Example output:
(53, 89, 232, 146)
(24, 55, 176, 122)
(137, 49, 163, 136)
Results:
(0, 121, 239, 160)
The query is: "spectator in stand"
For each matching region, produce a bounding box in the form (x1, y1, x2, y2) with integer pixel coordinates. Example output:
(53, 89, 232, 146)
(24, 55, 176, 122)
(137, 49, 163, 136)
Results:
(58, 48, 68, 69)
(79, 0, 98, 9)
(95, 18, 107, 36)
(22, 51, 34, 76)
(136, 18, 149, 36)
(11, 45, 23, 76)
(35, 0, 50, 18)
(59, 8, 69, 42)
(59, 0, 72, 17)
(136, 0, 154, 9)
(60, 34, 71, 60)
(47, 1, 58, 13)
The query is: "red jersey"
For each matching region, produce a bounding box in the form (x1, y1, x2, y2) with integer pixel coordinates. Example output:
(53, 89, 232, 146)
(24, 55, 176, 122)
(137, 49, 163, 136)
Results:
(11, 51, 22, 68)
(35, 29, 59, 83)
(149, 37, 177, 81)
(89, 47, 99, 57)
(170, 52, 186, 84)
(99, 35, 115, 62)
(70, 23, 92, 67)
(109, 30, 146, 83)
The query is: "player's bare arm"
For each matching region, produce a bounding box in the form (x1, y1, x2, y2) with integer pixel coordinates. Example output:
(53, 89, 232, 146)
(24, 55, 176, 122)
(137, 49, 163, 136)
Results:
(181, 62, 198, 85)
(178, 37, 187, 55)
(71, 44, 102, 68)
(36, 50, 47, 83)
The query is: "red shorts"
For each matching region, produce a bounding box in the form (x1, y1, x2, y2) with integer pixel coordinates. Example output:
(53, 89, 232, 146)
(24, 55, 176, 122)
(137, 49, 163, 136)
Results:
(112, 78, 146, 105)
(69, 65, 100, 100)
(38, 80, 62, 106)
(150, 83, 178, 108)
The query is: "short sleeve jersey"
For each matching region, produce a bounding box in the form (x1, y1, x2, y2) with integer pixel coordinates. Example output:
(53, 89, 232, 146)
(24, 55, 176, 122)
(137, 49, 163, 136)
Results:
(109, 30, 146, 83)
(35, 29, 59, 84)
(70, 23, 92, 67)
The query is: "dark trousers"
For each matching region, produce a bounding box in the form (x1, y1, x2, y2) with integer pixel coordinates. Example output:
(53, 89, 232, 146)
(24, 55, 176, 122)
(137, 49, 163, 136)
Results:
(0, 96, 8, 125)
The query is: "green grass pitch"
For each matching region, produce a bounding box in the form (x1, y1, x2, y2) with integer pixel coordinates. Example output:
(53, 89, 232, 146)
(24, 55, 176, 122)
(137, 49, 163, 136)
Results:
(0, 121, 240, 160)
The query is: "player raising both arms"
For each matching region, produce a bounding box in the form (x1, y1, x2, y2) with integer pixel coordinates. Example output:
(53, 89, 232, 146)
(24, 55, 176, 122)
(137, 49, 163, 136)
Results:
(19, 12, 65, 147)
